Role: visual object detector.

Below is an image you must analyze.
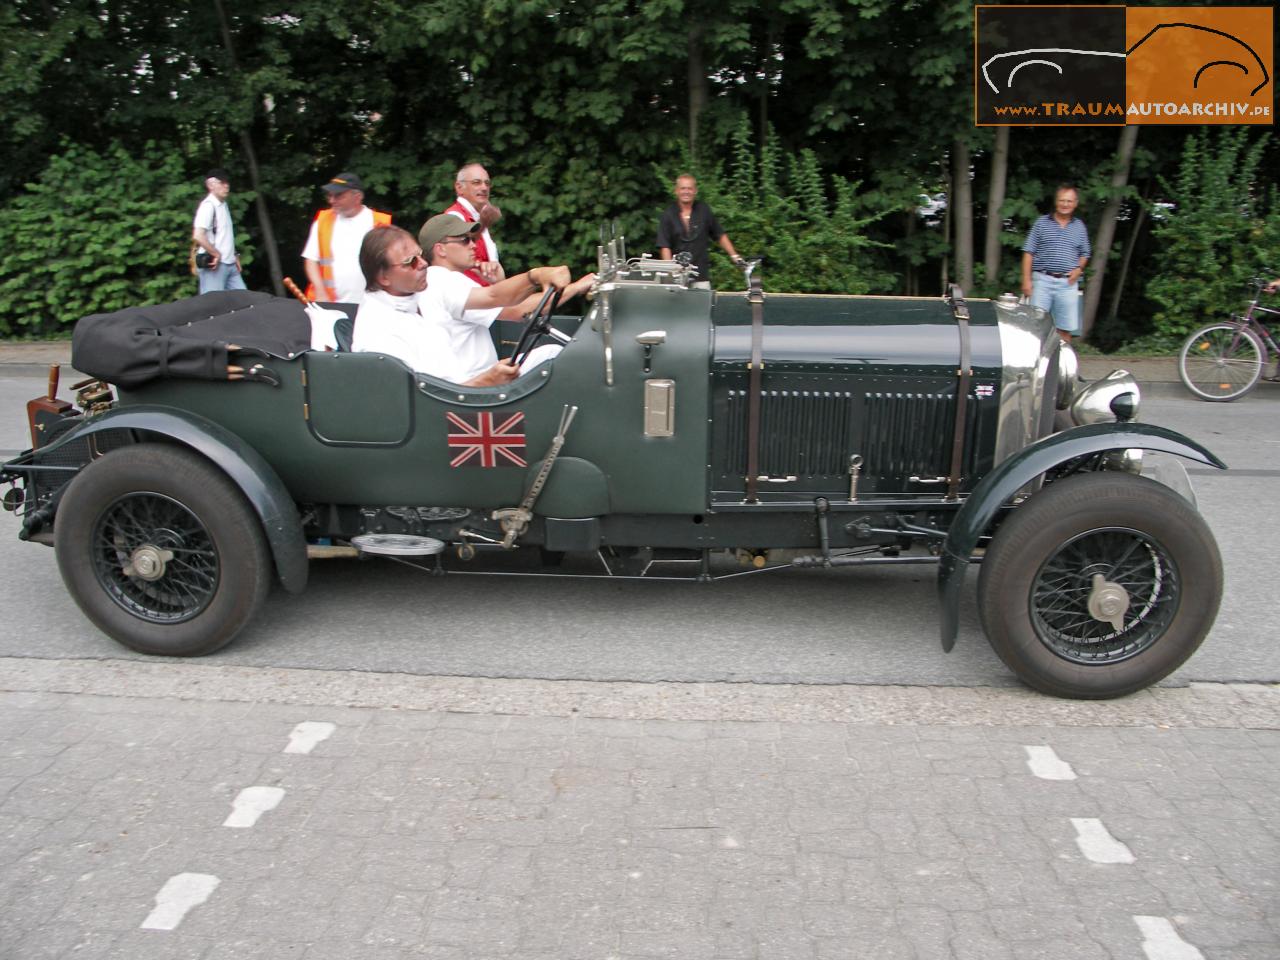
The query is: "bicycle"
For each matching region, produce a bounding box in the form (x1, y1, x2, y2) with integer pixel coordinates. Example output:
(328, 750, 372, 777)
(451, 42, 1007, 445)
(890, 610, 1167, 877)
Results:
(1177, 277, 1280, 401)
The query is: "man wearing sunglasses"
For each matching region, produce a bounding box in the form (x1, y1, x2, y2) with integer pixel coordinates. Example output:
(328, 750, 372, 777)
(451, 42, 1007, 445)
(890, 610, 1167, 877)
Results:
(352, 224, 574, 387)
(444, 163, 504, 285)
(418, 214, 595, 383)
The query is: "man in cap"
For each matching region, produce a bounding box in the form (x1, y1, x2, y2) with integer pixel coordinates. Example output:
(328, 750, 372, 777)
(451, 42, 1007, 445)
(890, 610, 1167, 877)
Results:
(302, 171, 392, 303)
(418, 214, 594, 383)
(352, 224, 573, 386)
(192, 169, 245, 294)
(444, 162, 503, 285)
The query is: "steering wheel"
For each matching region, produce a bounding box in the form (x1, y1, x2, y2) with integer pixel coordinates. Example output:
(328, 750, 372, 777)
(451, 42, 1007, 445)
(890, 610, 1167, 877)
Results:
(510, 286, 561, 368)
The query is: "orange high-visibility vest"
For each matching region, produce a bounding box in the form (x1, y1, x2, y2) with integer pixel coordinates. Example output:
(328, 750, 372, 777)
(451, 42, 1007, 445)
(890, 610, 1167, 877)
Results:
(305, 208, 392, 301)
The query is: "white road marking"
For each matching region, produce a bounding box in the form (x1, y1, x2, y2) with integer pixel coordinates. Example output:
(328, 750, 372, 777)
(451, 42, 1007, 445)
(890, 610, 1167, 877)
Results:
(1024, 745, 1077, 780)
(1071, 817, 1135, 864)
(140, 873, 220, 930)
(284, 721, 336, 754)
(1134, 915, 1206, 960)
(223, 786, 286, 828)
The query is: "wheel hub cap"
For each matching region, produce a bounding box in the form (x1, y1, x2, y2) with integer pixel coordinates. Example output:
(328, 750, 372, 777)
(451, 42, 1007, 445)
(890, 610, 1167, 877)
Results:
(123, 545, 174, 581)
(1086, 572, 1130, 634)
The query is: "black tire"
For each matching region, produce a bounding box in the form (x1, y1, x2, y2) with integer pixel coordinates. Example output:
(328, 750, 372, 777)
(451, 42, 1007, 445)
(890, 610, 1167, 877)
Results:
(1178, 322, 1264, 401)
(54, 444, 272, 656)
(977, 472, 1221, 699)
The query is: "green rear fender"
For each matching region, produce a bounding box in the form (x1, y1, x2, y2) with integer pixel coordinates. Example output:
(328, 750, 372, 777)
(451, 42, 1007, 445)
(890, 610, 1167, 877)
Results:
(937, 422, 1225, 652)
(43, 406, 308, 594)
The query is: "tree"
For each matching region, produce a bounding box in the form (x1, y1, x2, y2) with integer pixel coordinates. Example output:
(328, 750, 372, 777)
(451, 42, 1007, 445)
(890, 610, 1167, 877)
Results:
(1081, 126, 1138, 339)
(0, 142, 233, 335)
(982, 127, 1010, 294)
(1145, 128, 1270, 342)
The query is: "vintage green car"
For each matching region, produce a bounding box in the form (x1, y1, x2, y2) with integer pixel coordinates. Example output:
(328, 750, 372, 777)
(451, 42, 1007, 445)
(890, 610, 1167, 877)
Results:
(1, 242, 1224, 698)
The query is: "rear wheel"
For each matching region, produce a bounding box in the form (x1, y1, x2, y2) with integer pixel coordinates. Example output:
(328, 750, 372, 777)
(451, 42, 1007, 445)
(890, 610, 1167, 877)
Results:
(977, 472, 1221, 699)
(1178, 322, 1264, 401)
(54, 444, 271, 656)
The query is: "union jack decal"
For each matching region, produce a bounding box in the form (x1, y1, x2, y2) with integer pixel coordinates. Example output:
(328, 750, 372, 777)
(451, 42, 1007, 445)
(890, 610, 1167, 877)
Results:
(445, 411, 527, 468)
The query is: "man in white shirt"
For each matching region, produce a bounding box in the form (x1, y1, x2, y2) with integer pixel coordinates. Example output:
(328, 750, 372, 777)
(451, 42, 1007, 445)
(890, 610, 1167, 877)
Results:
(417, 214, 595, 383)
(444, 163, 504, 285)
(352, 225, 570, 387)
(302, 171, 391, 304)
(192, 169, 245, 294)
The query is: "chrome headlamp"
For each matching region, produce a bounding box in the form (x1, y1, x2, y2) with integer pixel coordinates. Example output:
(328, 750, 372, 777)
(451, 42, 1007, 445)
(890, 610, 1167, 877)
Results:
(1068, 369, 1141, 425)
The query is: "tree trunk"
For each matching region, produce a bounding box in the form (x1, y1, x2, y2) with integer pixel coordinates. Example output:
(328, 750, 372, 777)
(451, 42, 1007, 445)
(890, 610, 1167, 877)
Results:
(687, 25, 708, 158)
(1107, 187, 1149, 324)
(982, 126, 1010, 295)
(1082, 125, 1139, 339)
(212, 0, 284, 296)
(951, 137, 973, 294)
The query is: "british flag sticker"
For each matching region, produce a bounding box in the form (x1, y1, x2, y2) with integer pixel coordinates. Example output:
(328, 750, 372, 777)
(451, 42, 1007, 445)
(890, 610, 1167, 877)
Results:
(445, 411, 527, 468)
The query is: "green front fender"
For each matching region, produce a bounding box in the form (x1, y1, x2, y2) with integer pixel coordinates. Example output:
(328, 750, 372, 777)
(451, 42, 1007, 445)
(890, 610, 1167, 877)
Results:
(937, 422, 1225, 652)
(39, 406, 308, 594)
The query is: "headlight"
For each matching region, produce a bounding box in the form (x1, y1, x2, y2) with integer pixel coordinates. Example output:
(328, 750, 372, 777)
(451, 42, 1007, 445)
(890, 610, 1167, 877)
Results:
(1069, 369, 1141, 425)
(1056, 343, 1079, 409)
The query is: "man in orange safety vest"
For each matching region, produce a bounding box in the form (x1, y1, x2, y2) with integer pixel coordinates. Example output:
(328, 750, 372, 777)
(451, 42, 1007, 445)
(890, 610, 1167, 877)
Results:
(302, 171, 391, 303)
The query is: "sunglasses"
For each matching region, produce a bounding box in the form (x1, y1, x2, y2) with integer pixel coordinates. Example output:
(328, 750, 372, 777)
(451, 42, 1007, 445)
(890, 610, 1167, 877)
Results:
(395, 251, 427, 268)
(441, 236, 477, 246)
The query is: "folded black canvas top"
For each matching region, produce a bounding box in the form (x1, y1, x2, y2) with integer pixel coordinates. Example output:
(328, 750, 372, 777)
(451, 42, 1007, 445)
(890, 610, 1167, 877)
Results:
(72, 291, 313, 388)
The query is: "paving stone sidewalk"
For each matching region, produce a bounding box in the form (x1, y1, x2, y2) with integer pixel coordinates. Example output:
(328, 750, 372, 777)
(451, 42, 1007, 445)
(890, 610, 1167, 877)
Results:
(2, 661, 1278, 960)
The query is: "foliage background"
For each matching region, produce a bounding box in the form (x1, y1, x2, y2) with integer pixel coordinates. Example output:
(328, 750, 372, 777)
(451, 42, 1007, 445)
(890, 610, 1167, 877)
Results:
(0, 0, 1276, 344)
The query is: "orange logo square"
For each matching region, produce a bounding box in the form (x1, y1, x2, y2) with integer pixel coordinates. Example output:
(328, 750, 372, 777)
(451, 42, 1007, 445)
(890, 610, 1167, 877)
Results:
(1126, 7, 1273, 124)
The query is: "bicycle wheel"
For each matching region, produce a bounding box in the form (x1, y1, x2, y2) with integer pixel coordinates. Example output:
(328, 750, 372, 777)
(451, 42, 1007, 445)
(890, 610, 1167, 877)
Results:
(1178, 322, 1265, 401)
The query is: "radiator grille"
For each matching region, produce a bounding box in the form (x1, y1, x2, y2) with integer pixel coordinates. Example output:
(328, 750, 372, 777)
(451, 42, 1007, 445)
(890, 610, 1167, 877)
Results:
(715, 387, 988, 489)
(720, 389, 858, 478)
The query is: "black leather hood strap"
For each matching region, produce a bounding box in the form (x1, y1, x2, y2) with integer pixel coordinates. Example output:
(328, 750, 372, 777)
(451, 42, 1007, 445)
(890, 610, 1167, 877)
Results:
(745, 275, 766, 503)
(946, 284, 971, 501)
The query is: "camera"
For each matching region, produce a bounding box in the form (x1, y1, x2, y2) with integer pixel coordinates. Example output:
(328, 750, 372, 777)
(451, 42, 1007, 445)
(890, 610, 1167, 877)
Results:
(194, 250, 214, 269)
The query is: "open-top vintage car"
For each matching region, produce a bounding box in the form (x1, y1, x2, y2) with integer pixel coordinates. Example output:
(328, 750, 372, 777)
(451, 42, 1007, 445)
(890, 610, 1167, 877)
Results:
(2, 238, 1225, 698)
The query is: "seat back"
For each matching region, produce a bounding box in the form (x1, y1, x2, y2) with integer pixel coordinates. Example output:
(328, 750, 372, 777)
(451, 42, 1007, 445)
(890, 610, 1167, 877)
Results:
(334, 316, 354, 352)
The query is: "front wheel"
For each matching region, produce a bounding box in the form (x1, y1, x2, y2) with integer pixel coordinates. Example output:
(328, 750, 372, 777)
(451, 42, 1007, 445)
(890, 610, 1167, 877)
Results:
(977, 472, 1221, 699)
(54, 444, 272, 656)
(1178, 322, 1264, 401)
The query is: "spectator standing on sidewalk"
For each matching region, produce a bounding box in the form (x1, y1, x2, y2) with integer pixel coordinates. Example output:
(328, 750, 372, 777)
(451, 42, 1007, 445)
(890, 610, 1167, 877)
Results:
(444, 163, 504, 286)
(1021, 184, 1090, 343)
(656, 173, 744, 288)
(192, 169, 245, 294)
(302, 172, 392, 304)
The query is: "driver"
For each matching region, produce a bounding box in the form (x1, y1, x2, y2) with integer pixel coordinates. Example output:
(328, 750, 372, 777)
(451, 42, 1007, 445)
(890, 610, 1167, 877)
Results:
(352, 225, 567, 386)
(418, 214, 595, 381)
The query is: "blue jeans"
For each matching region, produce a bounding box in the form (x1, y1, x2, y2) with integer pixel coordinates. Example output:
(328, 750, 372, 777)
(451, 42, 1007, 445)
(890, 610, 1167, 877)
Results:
(198, 261, 247, 294)
(1030, 272, 1079, 334)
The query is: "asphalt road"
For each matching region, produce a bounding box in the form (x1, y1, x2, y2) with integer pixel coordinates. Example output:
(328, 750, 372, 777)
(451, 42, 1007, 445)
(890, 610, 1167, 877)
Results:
(0, 374, 1277, 687)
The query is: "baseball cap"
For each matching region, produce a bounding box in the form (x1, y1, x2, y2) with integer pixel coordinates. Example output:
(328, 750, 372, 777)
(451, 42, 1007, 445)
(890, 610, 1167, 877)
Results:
(322, 172, 365, 193)
(419, 214, 481, 250)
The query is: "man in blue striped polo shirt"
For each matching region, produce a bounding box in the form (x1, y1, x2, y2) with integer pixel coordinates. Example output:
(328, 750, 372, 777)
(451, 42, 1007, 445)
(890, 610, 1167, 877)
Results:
(1020, 184, 1091, 342)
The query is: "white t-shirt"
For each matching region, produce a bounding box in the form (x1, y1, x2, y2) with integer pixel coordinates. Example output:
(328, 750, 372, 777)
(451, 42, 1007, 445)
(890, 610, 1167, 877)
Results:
(193, 195, 235, 261)
(452, 196, 499, 263)
(419, 266, 501, 381)
(352, 289, 467, 382)
(302, 206, 377, 304)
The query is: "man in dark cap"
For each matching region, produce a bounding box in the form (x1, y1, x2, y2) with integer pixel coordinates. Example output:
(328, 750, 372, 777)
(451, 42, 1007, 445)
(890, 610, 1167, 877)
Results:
(302, 171, 392, 303)
(192, 169, 245, 294)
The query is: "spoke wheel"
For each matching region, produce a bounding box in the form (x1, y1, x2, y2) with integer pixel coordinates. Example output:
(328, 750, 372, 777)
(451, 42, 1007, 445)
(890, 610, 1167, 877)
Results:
(92, 493, 219, 624)
(1178, 322, 1264, 401)
(1029, 527, 1176, 664)
(55, 445, 271, 656)
(978, 473, 1221, 699)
